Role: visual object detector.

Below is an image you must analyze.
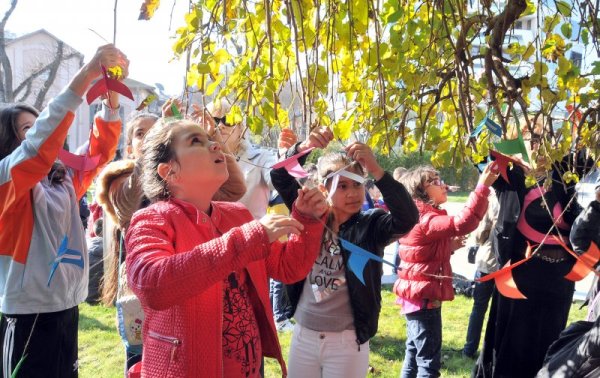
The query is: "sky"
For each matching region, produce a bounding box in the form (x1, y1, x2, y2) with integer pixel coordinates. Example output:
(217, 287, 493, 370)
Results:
(6, 0, 189, 95)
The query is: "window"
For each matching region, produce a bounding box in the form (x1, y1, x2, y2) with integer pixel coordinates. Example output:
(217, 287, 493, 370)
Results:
(515, 21, 523, 29)
(526, 19, 532, 30)
(570, 52, 583, 69)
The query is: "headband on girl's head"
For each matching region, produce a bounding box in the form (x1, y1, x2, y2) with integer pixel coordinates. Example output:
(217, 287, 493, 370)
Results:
(324, 165, 365, 200)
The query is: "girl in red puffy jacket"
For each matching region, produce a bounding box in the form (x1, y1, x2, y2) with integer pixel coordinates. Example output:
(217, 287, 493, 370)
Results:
(394, 163, 498, 378)
(124, 118, 328, 378)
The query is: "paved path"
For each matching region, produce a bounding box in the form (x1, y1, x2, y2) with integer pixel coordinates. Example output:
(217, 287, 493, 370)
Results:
(382, 201, 593, 301)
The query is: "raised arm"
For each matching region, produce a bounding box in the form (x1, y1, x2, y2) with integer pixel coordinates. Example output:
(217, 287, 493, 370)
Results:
(126, 207, 272, 310)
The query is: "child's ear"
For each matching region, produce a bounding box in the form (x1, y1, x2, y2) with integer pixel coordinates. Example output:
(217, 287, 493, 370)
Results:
(157, 163, 174, 181)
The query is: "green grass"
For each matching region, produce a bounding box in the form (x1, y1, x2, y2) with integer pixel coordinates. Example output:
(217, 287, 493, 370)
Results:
(447, 191, 470, 203)
(79, 289, 588, 377)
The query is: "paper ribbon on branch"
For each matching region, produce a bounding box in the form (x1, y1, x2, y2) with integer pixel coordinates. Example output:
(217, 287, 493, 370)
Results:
(47, 236, 84, 286)
(478, 244, 535, 299)
(551, 236, 600, 281)
(58, 149, 101, 172)
(136, 93, 158, 111)
(271, 147, 314, 178)
(490, 150, 528, 184)
(493, 125, 530, 163)
(86, 65, 134, 106)
(340, 239, 396, 285)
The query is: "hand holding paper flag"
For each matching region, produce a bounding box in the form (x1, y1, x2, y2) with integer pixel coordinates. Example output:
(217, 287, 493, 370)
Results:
(490, 150, 528, 184)
(86, 65, 134, 106)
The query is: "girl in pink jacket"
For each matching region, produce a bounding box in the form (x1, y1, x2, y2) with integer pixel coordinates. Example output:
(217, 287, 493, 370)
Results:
(125, 118, 328, 377)
(393, 163, 498, 378)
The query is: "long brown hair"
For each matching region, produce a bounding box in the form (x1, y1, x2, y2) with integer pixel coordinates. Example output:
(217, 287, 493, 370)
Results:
(0, 104, 39, 160)
(140, 118, 187, 202)
(100, 226, 124, 305)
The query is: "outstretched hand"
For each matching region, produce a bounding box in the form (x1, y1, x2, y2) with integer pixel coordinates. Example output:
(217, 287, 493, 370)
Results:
(345, 142, 384, 180)
(298, 126, 334, 152)
(295, 186, 328, 219)
(278, 128, 298, 156)
(69, 44, 129, 98)
(478, 161, 501, 187)
(259, 214, 305, 243)
(162, 98, 183, 118)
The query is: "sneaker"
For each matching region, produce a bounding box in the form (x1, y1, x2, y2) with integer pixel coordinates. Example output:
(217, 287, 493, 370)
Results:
(276, 319, 294, 332)
(461, 350, 477, 359)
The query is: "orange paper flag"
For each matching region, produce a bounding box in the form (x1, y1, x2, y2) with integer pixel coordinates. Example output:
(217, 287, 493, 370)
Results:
(551, 236, 600, 281)
(478, 244, 535, 299)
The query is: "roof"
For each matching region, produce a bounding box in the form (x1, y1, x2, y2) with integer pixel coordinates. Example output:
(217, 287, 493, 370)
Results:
(6, 29, 83, 58)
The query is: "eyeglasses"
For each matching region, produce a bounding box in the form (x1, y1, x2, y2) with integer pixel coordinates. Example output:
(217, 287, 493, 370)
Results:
(213, 116, 235, 127)
(428, 179, 445, 187)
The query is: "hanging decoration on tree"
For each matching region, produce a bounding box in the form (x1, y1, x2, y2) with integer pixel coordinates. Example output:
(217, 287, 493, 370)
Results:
(489, 150, 528, 184)
(494, 125, 530, 163)
(271, 147, 314, 178)
(86, 65, 134, 106)
(470, 109, 503, 138)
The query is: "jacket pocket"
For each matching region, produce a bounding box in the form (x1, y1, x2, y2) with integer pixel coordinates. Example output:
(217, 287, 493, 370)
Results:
(148, 331, 182, 366)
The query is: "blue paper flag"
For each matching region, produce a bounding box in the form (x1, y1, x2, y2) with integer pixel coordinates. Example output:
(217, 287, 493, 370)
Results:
(484, 118, 503, 137)
(470, 118, 486, 138)
(47, 235, 84, 286)
(340, 239, 396, 285)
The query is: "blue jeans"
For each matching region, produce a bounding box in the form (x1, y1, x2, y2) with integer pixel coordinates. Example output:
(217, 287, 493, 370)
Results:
(400, 307, 442, 378)
(462, 270, 494, 356)
(269, 279, 292, 322)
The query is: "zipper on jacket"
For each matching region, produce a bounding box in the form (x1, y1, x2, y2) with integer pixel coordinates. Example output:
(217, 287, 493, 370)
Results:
(148, 331, 181, 363)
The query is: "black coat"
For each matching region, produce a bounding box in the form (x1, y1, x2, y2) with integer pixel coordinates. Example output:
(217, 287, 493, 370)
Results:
(270, 145, 418, 344)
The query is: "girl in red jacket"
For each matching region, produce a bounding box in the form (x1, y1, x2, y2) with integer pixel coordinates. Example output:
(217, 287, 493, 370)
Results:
(125, 118, 328, 377)
(394, 163, 498, 378)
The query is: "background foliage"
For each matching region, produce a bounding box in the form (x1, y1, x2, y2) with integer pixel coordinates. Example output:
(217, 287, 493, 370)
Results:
(163, 0, 600, 177)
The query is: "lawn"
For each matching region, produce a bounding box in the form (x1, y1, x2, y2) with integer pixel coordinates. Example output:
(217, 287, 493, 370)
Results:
(79, 287, 588, 377)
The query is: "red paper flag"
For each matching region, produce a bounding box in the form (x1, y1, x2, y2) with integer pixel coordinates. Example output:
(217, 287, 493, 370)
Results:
(86, 65, 134, 106)
(490, 150, 527, 184)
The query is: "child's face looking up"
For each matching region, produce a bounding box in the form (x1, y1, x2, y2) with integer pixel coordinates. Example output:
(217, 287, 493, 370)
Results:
(167, 124, 229, 198)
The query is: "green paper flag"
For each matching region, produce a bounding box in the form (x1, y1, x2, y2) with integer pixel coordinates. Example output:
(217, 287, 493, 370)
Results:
(494, 126, 530, 163)
(171, 103, 183, 119)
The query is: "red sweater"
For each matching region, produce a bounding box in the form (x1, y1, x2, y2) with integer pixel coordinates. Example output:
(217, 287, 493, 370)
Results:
(125, 198, 324, 377)
(394, 185, 489, 302)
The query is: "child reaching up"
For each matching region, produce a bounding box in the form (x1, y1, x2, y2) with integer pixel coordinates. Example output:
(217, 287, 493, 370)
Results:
(394, 163, 498, 378)
(271, 133, 419, 378)
(125, 119, 328, 377)
(0, 44, 128, 377)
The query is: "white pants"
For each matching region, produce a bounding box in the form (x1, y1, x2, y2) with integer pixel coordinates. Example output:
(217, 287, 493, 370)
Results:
(287, 324, 370, 378)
